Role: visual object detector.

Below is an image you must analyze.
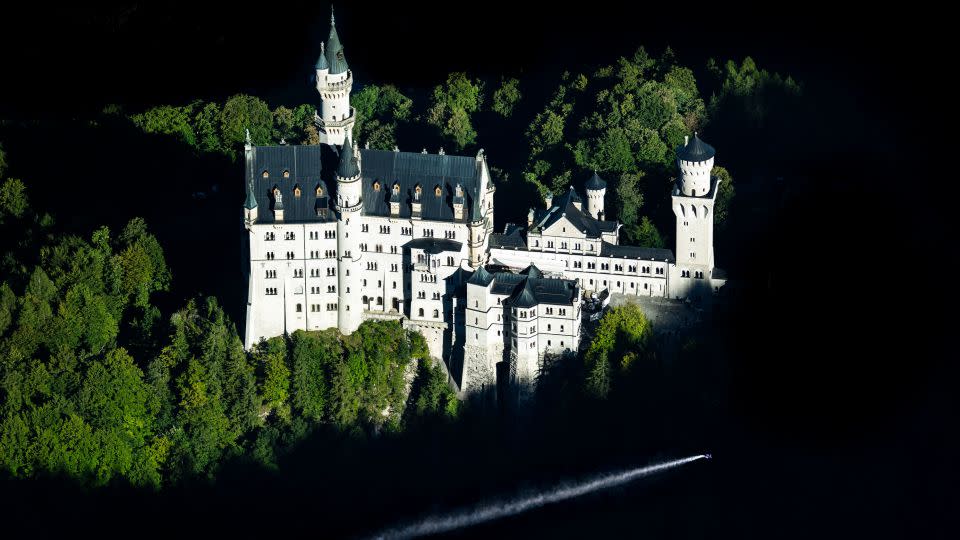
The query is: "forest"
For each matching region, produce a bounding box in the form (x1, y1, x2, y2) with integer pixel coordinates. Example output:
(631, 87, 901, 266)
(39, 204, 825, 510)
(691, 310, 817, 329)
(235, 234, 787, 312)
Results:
(0, 21, 942, 535)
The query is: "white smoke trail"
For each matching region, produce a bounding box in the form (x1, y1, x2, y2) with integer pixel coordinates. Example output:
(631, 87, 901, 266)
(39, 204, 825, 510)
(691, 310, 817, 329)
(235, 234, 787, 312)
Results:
(370, 454, 707, 539)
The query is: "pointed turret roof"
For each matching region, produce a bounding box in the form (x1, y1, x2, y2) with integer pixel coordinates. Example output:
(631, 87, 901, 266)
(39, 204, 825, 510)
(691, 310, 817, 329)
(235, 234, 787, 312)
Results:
(467, 265, 494, 286)
(511, 279, 539, 308)
(315, 42, 329, 70)
(244, 185, 258, 209)
(325, 8, 349, 75)
(676, 133, 716, 162)
(585, 170, 606, 190)
(519, 264, 543, 278)
(337, 136, 360, 178)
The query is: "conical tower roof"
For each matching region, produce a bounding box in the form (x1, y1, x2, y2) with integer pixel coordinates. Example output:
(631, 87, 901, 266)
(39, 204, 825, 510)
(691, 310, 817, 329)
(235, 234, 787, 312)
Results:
(676, 133, 716, 162)
(585, 171, 607, 190)
(244, 185, 258, 209)
(336, 135, 360, 178)
(315, 42, 329, 70)
(325, 8, 349, 75)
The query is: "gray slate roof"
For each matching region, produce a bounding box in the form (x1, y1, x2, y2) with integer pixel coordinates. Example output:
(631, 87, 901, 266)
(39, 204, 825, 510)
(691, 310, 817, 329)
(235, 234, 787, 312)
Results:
(475, 269, 577, 307)
(489, 225, 527, 249)
(466, 264, 494, 286)
(246, 145, 336, 223)
(532, 187, 617, 237)
(315, 43, 329, 70)
(326, 22, 349, 75)
(676, 133, 716, 162)
(337, 136, 359, 178)
(585, 171, 607, 190)
(360, 149, 483, 222)
(599, 241, 674, 261)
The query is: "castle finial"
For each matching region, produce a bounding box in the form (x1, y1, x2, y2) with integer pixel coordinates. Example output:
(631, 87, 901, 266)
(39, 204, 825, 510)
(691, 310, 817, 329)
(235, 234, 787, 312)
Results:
(331, 5, 335, 25)
(320, 42, 325, 54)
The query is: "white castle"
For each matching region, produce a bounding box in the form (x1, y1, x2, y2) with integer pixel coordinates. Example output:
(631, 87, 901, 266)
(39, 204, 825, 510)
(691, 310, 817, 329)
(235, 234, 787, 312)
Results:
(243, 11, 727, 400)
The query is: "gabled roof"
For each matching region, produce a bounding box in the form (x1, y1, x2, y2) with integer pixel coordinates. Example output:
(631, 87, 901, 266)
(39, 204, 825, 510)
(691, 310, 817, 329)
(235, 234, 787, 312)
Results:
(519, 264, 543, 278)
(489, 225, 528, 249)
(532, 188, 617, 237)
(585, 171, 607, 190)
(676, 133, 716, 162)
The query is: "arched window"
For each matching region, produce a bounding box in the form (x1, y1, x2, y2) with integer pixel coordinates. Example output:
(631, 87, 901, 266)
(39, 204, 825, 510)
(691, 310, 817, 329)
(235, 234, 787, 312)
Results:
(418, 308, 424, 317)
(296, 303, 302, 312)
(377, 297, 383, 305)
(433, 309, 439, 318)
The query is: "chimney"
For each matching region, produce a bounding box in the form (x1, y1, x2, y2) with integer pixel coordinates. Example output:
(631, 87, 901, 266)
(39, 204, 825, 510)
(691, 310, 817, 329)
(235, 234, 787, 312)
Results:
(544, 191, 553, 209)
(527, 208, 535, 227)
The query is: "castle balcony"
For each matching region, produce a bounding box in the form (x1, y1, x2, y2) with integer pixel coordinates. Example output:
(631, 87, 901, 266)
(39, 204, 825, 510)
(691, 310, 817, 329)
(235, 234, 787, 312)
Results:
(315, 107, 356, 128)
(319, 70, 353, 90)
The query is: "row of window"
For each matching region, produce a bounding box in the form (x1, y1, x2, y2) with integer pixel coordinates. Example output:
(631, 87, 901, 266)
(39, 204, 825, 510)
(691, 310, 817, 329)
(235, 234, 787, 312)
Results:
(307, 304, 338, 312)
(417, 308, 441, 318)
(419, 274, 438, 283)
(680, 270, 705, 279)
(533, 240, 591, 251)
(358, 244, 399, 254)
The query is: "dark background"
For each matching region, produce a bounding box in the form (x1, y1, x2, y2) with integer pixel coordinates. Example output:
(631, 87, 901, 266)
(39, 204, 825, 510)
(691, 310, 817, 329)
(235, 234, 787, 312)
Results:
(0, 1, 954, 538)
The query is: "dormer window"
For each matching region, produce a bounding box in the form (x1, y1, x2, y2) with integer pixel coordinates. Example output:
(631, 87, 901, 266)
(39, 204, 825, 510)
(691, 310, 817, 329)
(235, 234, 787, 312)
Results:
(283, 170, 290, 178)
(293, 185, 301, 197)
(434, 185, 442, 197)
(315, 185, 324, 196)
(262, 170, 269, 179)
(273, 187, 280, 197)
(414, 185, 422, 198)
(393, 183, 400, 194)
(373, 180, 381, 192)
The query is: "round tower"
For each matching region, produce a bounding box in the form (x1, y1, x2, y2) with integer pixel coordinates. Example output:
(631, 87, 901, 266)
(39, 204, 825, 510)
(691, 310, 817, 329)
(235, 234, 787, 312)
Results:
(335, 135, 363, 334)
(315, 7, 355, 145)
(585, 171, 607, 220)
(676, 133, 715, 197)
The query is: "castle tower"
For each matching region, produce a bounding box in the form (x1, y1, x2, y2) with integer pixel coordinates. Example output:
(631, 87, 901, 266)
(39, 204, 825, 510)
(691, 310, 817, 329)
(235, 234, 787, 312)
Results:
(335, 135, 363, 334)
(671, 133, 719, 298)
(585, 171, 607, 220)
(315, 7, 355, 146)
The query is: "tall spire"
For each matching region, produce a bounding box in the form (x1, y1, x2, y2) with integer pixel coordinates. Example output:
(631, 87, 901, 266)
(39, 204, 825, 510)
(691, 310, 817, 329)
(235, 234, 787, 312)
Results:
(325, 5, 349, 75)
(337, 135, 360, 178)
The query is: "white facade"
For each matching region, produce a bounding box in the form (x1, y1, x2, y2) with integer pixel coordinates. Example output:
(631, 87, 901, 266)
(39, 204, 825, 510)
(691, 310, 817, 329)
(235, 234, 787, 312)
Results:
(242, 17, 728, 402)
